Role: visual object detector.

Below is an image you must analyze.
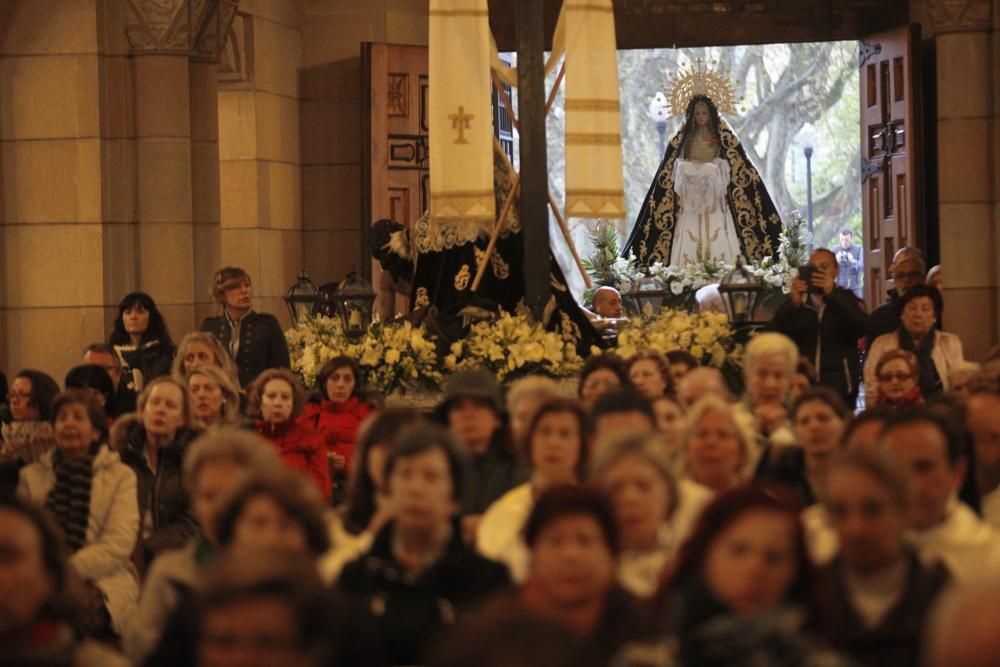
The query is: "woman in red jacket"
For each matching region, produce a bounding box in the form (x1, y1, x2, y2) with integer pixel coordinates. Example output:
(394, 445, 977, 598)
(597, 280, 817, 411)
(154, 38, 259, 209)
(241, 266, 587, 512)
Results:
(248, 368, 331, 501)
(301, 357, 372, 475)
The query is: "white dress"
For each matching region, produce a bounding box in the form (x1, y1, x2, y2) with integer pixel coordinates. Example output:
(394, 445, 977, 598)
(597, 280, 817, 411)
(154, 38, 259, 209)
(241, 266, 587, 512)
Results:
(670, 157, 743, 267)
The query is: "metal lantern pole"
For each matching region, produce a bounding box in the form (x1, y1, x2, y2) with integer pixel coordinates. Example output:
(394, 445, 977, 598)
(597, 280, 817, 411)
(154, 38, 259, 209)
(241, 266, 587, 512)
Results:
(804, 145, 814, 252)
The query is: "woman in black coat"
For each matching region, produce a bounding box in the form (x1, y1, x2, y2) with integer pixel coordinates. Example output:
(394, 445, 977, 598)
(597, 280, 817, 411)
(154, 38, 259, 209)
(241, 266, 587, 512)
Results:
(109, 291, 176, 394)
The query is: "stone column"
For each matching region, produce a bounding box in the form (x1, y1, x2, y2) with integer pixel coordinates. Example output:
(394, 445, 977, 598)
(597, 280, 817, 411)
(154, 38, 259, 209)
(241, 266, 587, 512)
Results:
(929, 0, 998, 361)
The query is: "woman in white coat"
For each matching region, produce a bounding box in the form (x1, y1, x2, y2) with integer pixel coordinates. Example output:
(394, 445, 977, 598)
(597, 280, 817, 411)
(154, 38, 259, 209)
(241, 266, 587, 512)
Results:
(18, 389, 139, 638)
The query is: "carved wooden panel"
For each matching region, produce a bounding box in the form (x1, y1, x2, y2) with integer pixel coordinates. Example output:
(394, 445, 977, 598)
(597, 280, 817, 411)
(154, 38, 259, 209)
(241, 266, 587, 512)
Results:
(860, 25, 922, 308)
(388, 73, 409, 117)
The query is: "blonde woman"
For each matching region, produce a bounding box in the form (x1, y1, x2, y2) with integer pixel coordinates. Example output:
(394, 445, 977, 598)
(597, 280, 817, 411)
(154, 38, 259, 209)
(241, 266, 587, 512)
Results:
(186, 365, 242, 429)
(679, 394, 758, 495)
(171, 331, 239, 388)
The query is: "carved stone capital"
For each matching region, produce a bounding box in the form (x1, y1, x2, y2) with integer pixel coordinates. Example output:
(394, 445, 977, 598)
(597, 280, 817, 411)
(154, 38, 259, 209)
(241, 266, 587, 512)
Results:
(126, 0, 239, 60)
(928, 0, 992, 34)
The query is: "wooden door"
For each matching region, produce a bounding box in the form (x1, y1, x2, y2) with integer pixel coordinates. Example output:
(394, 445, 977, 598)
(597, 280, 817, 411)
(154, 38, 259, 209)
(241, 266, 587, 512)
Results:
(859, 25, 923, 307)
(362, 43, 429, 318)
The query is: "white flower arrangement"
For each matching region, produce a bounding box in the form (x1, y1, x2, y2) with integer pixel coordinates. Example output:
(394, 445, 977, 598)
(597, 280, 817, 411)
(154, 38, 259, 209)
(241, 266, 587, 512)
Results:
(285, 315, 442, 394)
(444, 310, 583, 382)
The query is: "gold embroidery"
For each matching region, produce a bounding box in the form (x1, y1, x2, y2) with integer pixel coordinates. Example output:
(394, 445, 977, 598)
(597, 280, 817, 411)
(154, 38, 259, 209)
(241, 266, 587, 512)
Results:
(560, 312, 582, 343)
(449, 106, 474, 144)
(475, 246, 511, 280)
(454, 264, 471, 291)
(414, 287, 430, 308)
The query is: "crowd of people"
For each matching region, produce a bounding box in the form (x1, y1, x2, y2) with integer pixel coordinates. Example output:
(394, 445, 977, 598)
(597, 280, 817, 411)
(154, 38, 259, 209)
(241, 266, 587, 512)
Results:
(1, 256, 1000, 667)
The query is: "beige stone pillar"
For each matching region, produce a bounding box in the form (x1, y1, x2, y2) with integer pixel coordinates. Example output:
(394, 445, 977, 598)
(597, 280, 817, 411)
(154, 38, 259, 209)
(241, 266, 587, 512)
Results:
(930, 0, 999, 361)
(190, 59, 223, 326)
(0, 0, 113, 378)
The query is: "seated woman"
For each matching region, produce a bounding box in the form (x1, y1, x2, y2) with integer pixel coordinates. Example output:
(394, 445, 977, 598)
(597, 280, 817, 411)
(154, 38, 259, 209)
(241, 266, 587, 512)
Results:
(616, 484, 846, 667)
(816, 447, 951, 667)
(0, 494, 129, 665)
(651, 395, 686, 463)
(865, 285, 965, 407)
(113, 376, 202, 564)
(740, 332, 798, 448)
(338, 423, 510, 666)
(507, 375, 561, 447)
(520, 484, 643, 664)
(301, 356, 372, 485)
(247, 369, 331, 502)
(186, 364, 243, 429)
(679, 394, 757, 496)
(18, 390, 139, 639)
(123, 428, 282, 664)
(627, 351, 675, 401)
(171, 331, 240, 388)
(321, 408, 424, 582)
(477, 398, 590, 581)
(871, 350, 924, 408)
(759, 387, 850, 507)
(579, 353, 633, 411)
(109, 292, 176, 394)
(1, 369, 60, 468)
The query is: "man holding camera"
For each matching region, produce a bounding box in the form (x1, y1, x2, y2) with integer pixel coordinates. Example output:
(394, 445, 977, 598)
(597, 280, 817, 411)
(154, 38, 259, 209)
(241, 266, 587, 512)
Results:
(834, 229, 863, 298)
(769, 248, 871, 406)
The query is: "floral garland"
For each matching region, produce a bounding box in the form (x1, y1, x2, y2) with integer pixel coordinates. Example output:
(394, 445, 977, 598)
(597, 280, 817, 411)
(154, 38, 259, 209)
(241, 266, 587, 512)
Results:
(285, 316, 442, 394)
(604, 309, 744, 371)
(444, 310, 583, 382)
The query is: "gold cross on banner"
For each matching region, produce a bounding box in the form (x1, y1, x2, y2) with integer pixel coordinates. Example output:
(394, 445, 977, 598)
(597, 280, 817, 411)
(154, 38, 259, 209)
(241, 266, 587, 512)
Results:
(449, 105, 474, 144)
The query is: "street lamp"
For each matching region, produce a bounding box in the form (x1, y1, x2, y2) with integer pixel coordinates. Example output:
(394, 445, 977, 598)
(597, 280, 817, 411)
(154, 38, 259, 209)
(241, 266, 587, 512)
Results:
(799, 125, 818, 251)
(648, 92, 670, 156)
(283, 269, 320, 324)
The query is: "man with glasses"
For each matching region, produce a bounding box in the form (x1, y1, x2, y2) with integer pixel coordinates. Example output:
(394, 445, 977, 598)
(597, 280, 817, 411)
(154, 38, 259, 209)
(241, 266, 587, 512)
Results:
(866, 247, 927, 350)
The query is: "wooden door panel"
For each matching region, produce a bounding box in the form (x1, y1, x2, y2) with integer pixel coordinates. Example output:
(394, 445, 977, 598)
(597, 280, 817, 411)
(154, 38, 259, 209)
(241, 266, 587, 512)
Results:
(859, 25, 921, 308)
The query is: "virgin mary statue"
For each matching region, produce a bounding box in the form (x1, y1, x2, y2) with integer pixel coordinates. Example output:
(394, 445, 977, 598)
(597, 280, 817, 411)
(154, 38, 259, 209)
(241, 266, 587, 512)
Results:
(623, 94, 783, 268)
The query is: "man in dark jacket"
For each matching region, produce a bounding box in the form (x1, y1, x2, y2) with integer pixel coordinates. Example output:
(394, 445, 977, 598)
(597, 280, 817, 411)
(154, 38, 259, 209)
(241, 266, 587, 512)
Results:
(770, 248, 870, 407)
(199, 266, 290, 388)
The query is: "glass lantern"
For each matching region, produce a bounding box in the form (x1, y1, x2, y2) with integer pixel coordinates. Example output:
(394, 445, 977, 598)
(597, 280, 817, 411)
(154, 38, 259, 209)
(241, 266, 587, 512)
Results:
(628, 276, 669, 316)
(333, 271, 376, 341)
(718, 257, 764, 326)
(283, 269, 320, 324)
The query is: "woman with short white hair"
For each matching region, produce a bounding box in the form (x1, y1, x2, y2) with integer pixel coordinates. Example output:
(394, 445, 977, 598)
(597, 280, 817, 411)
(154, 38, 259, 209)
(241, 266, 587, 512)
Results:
(742, 331, 798, 446)
(679, 394, 758, 495)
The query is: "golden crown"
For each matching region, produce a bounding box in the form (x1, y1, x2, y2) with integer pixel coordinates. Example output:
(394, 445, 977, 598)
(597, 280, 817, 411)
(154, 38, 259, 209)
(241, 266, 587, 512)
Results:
(665, 57, 744, 118)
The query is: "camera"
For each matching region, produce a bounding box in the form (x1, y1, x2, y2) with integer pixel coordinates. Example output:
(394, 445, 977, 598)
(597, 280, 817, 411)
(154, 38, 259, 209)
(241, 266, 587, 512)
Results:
(797, 265, 815, 284)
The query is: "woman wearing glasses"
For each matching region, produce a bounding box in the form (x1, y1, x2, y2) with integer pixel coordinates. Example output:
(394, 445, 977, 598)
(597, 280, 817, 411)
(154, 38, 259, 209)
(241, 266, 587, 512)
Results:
(870, 350, 924, 408)
(864, 285, 965, 408)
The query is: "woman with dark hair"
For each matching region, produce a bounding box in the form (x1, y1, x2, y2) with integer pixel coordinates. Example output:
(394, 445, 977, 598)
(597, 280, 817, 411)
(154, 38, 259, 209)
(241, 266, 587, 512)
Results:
(338, 423, 510, 665)
(614, 485, 847, 667)
(18, 390, 139, 639)
(301, 355, 372, 479)
(624, 94, 782, 268)
(865, 284, 965, 406)
(520, 484, 642, 664)
(0, 493, 129, 665)
(477, 398, 591, 581)
(113, 376, 202, 564)
(579, 352, 632, 410)
(65, 364, 116, 421)
(1, 369, 60, 474)
(627, 350, 674, 400)
(321, 408, 424, 582)
(247, 368, 331, 502)
(109, 291, 176, 394)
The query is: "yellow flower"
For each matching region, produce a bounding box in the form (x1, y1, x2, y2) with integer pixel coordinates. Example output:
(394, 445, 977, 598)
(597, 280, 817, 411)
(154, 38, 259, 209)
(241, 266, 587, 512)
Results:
(385, 348, 401, 365)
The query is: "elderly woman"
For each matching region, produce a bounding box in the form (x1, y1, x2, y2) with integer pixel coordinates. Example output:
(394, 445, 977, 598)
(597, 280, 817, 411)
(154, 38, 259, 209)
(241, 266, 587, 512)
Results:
(871, 349, 924, 408)
(506, 375, 561, 447)
(1, 369, 60, 471)
(741, 332, 798, 447)
(109, 292, 176, 393)
(113, 376, 202, 563)
(589, 432, 686, 598)
(186, 365, 243, 430)
(477, 398, 590, 581)
(627, 350, 674, 400)
(18, 390, 139, 638)
(817, 447, 951, 667)
(248, 368, 331, 502)
(171, 331, 239, 388)
(578, 353, 633, 410)
(680, 394, 758, 496)
(338, 423, 510, 665)
(865, 285, 965, 407)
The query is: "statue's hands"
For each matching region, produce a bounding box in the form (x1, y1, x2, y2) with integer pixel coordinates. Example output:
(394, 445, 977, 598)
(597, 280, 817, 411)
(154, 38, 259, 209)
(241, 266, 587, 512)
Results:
(790, 278, 808, 307)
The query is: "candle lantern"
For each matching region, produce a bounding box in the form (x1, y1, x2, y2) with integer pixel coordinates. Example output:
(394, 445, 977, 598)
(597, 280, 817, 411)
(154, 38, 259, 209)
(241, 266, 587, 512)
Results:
(333, 271, 376, 341)
(718, 257, 764, 326)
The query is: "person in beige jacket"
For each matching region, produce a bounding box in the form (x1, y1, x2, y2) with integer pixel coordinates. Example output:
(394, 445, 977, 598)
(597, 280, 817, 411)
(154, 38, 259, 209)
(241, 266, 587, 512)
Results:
(17, 390, 139, 637)
(865, 285, 965, 408)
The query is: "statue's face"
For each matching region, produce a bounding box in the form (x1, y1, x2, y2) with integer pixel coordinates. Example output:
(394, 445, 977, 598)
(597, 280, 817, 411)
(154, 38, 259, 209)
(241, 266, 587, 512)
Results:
(693, 102, 711, 128)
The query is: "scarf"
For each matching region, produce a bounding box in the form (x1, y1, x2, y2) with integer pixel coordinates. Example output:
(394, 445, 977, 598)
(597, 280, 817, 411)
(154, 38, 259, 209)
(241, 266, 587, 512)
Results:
(44, 444, 99, 552)
(899, 329, 942, 399)
(877, 383, 925, 409)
